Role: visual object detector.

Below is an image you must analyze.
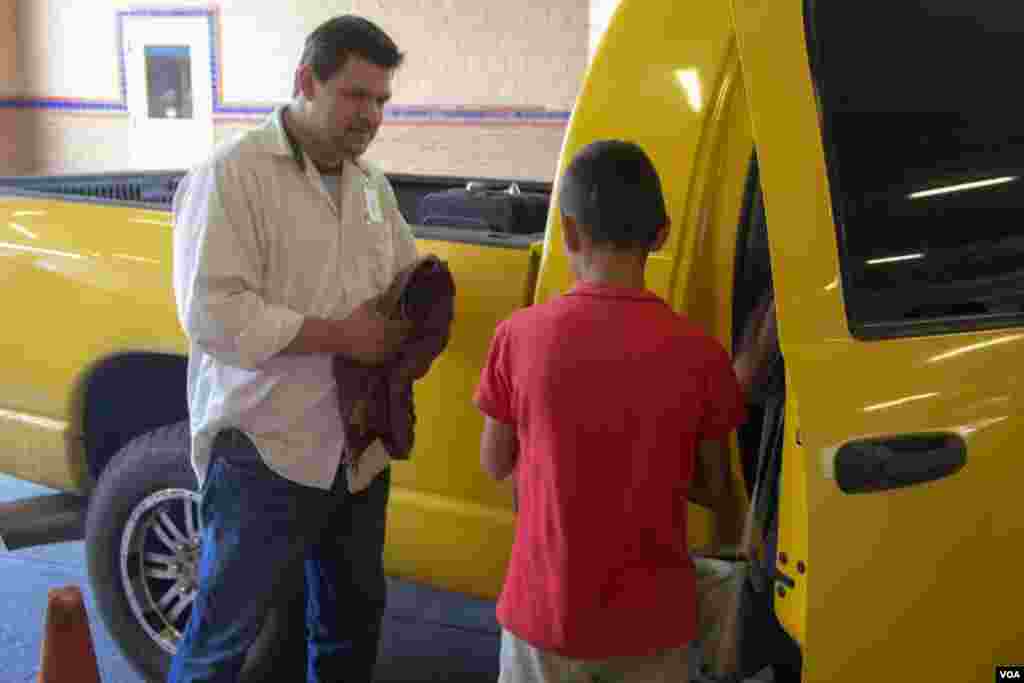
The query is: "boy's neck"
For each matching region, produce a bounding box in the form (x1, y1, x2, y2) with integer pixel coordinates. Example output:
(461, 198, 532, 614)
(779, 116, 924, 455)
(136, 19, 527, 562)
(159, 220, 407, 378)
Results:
(573, 250, 648, 290)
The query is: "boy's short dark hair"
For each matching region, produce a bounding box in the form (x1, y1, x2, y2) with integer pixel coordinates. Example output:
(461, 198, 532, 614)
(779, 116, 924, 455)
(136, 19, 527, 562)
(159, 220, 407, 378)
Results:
(300, 15, 404, 83)
(559, 140, 669, 250)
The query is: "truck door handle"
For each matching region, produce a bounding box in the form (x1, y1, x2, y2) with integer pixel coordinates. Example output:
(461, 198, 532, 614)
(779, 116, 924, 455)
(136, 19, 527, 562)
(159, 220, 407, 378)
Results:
(834, 433, 967, 494)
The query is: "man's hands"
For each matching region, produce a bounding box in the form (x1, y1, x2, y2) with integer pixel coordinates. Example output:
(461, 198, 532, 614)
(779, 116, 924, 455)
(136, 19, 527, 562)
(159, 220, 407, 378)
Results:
(337, 298, 412, 365)
(281, 298, 411, 364)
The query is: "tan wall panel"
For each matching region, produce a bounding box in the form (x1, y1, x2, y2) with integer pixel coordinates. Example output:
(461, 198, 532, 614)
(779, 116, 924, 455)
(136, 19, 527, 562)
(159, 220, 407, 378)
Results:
(30, 113, 133, 174)
(29, 116, 566, 181)
(19, 0, 589, 108)
(214, 0, 587, 109)
(0, 110, 34, 175)
(1, 0, 29, 176)
(370, 123, 566, 181)
(0, 0, 18, 96)
(214, 119, 566, 181)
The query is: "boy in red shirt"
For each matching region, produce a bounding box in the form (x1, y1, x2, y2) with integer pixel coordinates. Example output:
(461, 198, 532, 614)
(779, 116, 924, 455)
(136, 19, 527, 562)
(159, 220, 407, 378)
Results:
(474, 140, 747, 682)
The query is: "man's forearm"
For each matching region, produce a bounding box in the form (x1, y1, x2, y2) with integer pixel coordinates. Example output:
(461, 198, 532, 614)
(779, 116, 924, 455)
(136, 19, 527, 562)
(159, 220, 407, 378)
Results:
(281, 317, 350, 355)
(281, 302, 408, 366)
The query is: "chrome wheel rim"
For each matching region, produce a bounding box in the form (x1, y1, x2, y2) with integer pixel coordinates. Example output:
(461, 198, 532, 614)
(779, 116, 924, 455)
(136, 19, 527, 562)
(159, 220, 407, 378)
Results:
(120, 488, 201, 655)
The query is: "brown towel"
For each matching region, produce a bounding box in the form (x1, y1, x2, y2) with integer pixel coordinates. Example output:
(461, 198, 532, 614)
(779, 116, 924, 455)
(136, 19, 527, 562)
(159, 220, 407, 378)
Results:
(333, 255, 456, 463)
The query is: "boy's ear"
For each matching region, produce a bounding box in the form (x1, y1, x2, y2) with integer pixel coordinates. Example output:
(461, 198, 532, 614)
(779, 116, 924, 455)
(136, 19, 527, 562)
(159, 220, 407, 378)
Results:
(562, 213, 582, 253)
(295, 64, 317, 100)
(651, 220, 671, 252)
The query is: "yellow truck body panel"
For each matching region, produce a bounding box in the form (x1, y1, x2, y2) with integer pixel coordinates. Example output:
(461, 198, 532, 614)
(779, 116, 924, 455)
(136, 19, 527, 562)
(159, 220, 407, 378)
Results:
(4, 0, 1023, 679)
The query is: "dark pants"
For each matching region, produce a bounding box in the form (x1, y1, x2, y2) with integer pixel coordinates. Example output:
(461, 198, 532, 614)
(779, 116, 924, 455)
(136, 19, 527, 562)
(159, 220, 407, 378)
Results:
(168, 428, 390, 683)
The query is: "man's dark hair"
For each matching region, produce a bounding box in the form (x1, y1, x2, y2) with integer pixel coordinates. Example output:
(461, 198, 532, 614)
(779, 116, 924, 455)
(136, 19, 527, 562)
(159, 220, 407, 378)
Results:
(559, 140, 668, 250)
(300, 15, 404, 83)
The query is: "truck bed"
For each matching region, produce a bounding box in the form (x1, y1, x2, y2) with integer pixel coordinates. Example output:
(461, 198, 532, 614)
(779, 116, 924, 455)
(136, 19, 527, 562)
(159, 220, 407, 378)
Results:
(0, 167, 552, 601)
(0, 170, 552, 248)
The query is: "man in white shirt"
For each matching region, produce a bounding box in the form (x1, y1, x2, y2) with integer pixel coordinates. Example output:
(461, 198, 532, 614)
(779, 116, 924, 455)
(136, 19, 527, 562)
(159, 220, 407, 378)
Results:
(169, 15, 418, 683)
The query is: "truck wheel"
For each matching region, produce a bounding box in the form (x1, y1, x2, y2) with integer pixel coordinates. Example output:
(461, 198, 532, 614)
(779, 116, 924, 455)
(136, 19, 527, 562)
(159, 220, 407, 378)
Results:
(85, 421, 308, 682)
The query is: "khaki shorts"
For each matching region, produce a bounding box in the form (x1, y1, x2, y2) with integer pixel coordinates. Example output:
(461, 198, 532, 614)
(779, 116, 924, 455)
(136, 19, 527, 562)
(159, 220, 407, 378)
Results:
(497, 629, 691, 683)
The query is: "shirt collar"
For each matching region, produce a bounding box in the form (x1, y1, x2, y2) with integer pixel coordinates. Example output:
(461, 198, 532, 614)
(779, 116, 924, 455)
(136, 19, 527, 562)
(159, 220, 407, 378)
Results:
(567, 280, 664, 303)
(275, 106, 306, 169)
(251, 105, 306, 168)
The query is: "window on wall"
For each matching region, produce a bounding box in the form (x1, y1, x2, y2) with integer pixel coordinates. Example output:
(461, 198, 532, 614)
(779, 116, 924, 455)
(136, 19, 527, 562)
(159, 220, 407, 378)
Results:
(144, 45, 193, 119)
(807, 1, 1024, 338)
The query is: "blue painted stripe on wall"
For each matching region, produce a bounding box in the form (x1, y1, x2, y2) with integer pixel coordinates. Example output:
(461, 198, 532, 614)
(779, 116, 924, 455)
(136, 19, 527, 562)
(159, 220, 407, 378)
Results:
(118, 8, 213, 17)
(0, 99, 570, 122)
(216, 105, 571, 121)
(0, 99, 126, 111)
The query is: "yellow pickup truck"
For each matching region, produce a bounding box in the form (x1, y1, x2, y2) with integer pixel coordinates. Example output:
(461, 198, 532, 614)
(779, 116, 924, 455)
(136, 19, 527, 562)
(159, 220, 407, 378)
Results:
(2, 0, 1023, 681)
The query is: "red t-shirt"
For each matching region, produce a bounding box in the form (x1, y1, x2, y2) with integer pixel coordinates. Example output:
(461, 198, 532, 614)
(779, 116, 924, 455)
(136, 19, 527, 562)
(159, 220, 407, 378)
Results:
(474, 281, 746, 659)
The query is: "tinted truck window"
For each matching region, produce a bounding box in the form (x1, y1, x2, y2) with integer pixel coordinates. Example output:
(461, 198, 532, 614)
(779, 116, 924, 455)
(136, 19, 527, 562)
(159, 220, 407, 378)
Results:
(808, 1, 1024, 337)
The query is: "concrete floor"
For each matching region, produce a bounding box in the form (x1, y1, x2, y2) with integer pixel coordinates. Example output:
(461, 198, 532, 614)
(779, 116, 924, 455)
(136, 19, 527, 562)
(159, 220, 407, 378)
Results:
(0, 474, 500, 682)
(0, 474, 775, 683)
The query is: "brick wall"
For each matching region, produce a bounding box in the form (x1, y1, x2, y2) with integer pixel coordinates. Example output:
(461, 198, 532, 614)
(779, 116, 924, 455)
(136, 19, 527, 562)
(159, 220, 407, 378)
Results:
(13, 0, 589, 180)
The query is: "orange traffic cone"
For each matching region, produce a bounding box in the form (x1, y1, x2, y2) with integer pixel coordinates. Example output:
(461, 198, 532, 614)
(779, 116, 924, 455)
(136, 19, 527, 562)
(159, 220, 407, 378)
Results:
(37, 585, 101, 683)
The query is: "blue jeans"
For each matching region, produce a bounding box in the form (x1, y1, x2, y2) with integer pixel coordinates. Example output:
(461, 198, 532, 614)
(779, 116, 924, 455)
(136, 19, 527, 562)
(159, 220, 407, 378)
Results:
(168, 428, 390, 683)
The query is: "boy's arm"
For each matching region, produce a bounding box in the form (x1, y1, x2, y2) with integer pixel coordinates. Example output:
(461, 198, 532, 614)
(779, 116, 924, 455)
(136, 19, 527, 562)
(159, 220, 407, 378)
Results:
(474, 321, 517, 481)
(693, 438, 746, 552)
(733, 293, 778, 397)
(479, 416, 518, 481)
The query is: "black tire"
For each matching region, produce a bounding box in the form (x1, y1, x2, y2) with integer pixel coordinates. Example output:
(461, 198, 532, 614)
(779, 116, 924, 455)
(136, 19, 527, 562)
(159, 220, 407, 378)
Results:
(85, 421, 308, 682)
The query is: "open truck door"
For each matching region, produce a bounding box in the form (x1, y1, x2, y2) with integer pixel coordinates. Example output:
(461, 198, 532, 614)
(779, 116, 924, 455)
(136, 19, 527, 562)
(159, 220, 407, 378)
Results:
(731, 0, 1024, 680)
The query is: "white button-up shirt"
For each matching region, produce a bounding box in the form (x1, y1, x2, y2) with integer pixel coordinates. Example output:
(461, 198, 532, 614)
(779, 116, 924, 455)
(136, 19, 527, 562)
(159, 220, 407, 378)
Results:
(172, 107, 418, 489)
